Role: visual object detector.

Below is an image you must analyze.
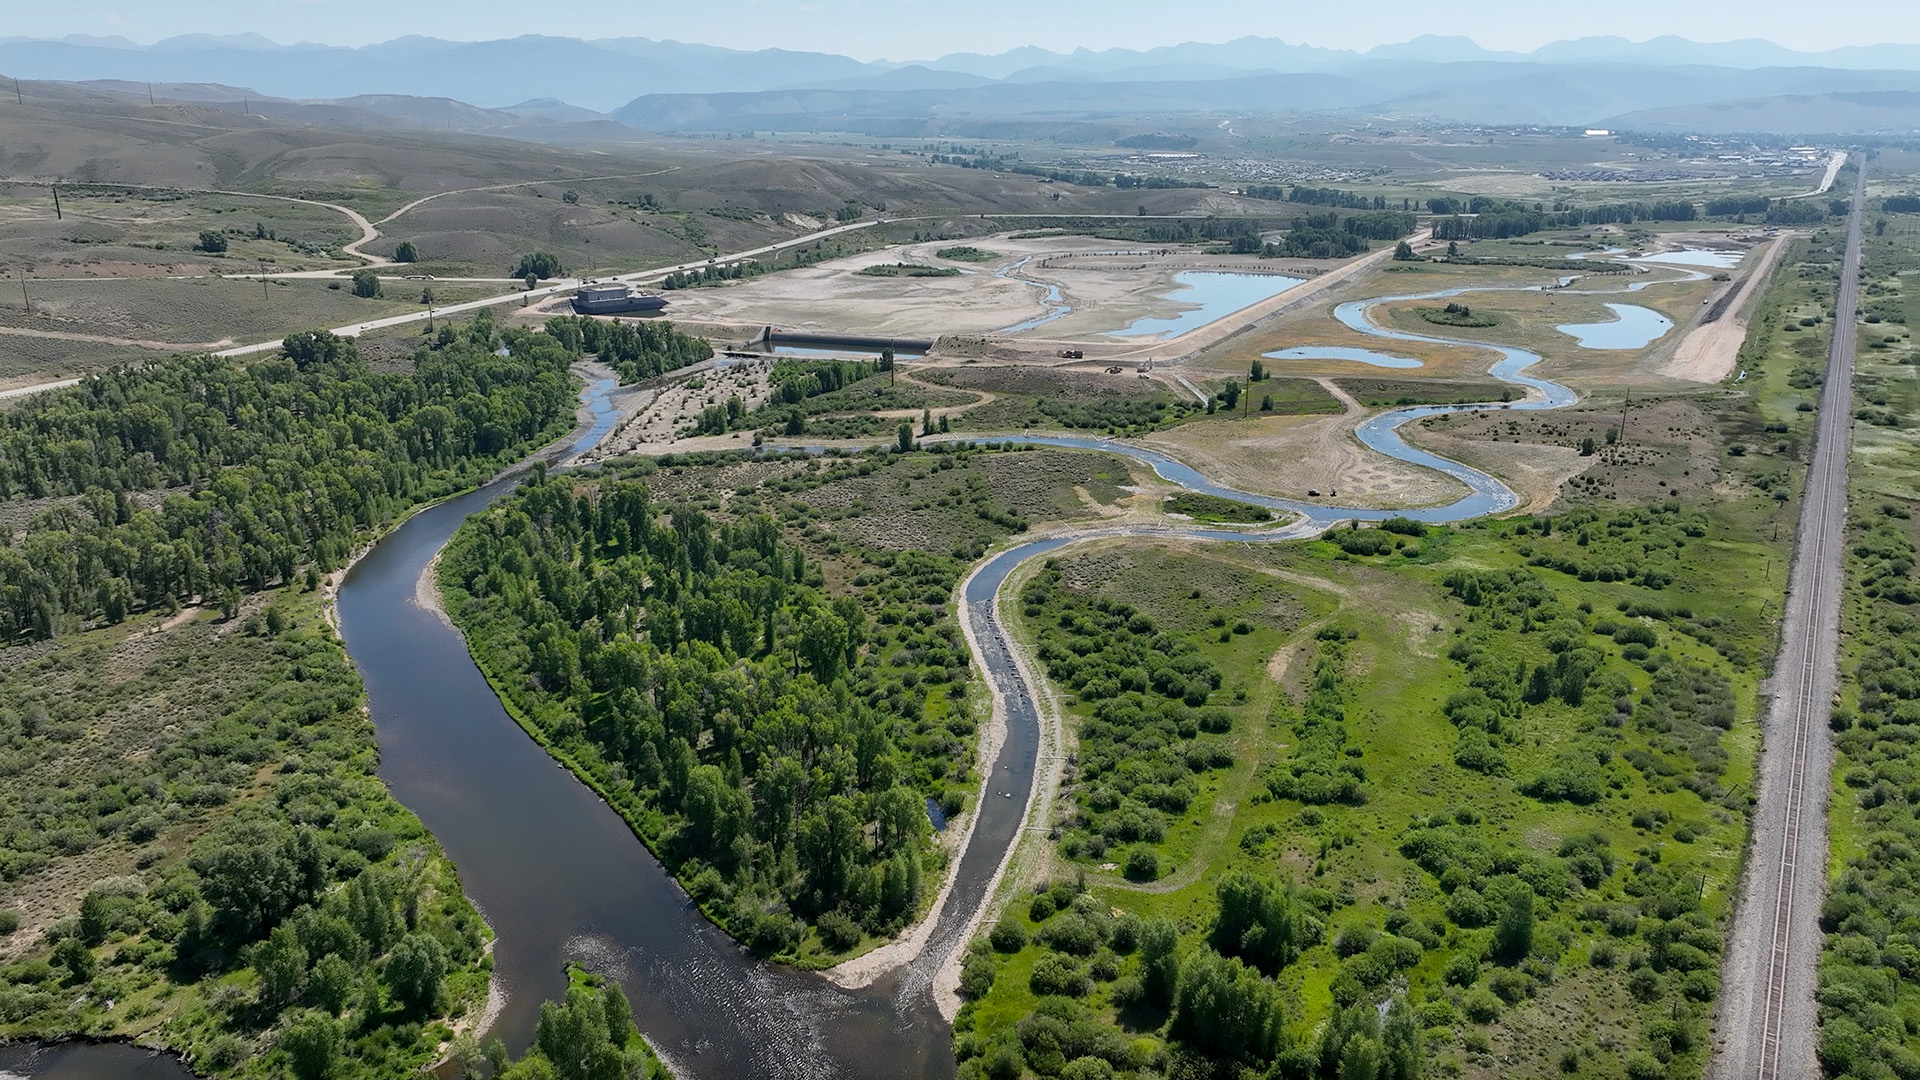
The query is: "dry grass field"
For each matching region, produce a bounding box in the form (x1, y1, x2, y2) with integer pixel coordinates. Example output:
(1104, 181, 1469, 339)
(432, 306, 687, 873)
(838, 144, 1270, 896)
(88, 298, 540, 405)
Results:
(0, 276, 425, 349)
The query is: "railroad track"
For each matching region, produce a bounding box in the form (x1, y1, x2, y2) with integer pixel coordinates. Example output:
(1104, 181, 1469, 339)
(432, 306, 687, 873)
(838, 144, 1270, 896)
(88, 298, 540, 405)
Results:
(1714, 159, 1865, 1080)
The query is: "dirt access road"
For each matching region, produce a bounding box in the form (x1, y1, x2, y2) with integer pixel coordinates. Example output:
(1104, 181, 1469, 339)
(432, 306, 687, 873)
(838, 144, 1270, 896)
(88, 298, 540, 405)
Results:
(1659, 233, 1795, 383)
(1709, 159, 1864, 1080)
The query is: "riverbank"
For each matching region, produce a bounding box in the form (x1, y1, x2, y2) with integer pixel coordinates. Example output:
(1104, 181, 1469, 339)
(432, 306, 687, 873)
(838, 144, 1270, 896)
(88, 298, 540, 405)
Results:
(322, 242, 1697, 1078)
(820, 531, 1072, 1014)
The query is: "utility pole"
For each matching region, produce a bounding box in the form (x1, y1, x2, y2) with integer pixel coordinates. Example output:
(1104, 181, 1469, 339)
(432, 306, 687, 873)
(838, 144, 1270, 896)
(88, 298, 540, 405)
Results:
(147, 83, 154, 106)
(18, 272, 29, 314)
(50, 185, 61, 221)
(1618, 389, 1631, 445)
(14, 79, 21, 106)
(260, 259, 270, 301)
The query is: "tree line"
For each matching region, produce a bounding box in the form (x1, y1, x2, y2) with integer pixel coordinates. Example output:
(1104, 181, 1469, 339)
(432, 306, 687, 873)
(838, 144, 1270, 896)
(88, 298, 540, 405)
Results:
(0, 324, 591, 642)
(1430, 198, 1698, 241)
(1242, 186, 1401, 211)
(541, 315, 712, 383)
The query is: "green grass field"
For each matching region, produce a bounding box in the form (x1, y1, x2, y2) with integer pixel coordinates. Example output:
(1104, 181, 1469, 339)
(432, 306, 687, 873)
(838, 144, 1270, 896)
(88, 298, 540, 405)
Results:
(962, 486, 1781, 1078)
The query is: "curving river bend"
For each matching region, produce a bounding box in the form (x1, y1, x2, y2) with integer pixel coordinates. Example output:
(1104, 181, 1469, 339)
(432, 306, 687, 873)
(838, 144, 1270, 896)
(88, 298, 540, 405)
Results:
(11, 263, 1711, 1080)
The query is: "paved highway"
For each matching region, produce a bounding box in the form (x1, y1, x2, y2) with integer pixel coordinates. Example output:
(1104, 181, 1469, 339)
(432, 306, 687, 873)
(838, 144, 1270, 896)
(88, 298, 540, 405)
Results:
(1710, 158, 1864, 1080)
(0, 377, 80, 401)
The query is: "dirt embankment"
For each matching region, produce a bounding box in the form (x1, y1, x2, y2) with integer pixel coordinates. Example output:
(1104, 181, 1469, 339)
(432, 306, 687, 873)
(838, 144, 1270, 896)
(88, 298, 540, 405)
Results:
(1659, 236, 1792, 383)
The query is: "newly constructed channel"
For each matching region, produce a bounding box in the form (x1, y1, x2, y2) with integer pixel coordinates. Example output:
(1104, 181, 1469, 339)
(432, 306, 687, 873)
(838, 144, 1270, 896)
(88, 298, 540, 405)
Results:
(1709, 161, 1865, 1080)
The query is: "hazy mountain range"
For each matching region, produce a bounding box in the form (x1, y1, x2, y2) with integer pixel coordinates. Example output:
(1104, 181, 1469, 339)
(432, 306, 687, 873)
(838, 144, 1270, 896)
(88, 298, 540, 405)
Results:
(5, 32, 1920, 133)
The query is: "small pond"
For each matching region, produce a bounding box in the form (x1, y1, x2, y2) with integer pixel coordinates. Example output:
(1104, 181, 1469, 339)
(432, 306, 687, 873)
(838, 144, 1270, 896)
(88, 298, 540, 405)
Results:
(1555, 303, 1674, 350)
(1108, 272, 1304, 338)
(1262, 345, 1423, 369)
(1632, 248, 1744, 270)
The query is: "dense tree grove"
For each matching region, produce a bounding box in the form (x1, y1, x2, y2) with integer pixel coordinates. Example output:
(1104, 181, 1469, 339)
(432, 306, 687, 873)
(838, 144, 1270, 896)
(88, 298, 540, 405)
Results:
(541, 315, 712, 383)
(463, 971, 667, 1080)
(0, 324, 592, 641)
(960, 872, 1425, 1079)
(512, 252, 565, 279)
(438, 463, 974, 954)
(1267, 213, 1371, 259)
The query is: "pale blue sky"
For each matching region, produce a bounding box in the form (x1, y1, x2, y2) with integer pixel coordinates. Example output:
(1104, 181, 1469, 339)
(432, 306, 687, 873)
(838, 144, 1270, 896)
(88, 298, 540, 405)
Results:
(0, 0, 1913, 59)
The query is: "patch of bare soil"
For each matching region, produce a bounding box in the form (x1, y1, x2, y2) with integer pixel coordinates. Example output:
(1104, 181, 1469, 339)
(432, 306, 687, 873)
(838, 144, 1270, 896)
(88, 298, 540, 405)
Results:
(1142, 379, 1469, 509)
(583, 360, 775, 460)
(1659, 235, 1791, 384)
(1409, 397, 1725, 510)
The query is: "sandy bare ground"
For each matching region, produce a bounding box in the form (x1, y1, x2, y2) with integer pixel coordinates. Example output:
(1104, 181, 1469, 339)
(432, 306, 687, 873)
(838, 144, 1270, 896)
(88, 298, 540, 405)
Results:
(1659, 236, 1790, 383)
(653, 240, 1064, 340)
(653, 234, 1353, 350)
(581, 359, 774, 461)
(1140, 377, 1469, 508)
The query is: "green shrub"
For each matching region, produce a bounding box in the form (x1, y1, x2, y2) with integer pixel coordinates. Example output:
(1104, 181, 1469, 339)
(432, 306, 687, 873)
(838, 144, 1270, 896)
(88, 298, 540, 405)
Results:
(1124, 847, 1160, 882)
(1029, 953, 1090, 997)
(1461, 987, 1502, 1023)
(818, 911, 862, 952)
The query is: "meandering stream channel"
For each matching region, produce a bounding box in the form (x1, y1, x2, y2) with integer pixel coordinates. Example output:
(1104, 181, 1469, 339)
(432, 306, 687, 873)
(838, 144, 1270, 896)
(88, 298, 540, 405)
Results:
(13, 259, 1719, 1080)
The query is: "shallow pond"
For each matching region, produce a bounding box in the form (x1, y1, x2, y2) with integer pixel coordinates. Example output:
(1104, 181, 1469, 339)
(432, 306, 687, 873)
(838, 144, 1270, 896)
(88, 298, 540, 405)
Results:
(1263, 345, 1423, 369)
(1632, 248, 1744, 270)
(1108, 272, 1304, 338)
(1555, 303, 1674, 350)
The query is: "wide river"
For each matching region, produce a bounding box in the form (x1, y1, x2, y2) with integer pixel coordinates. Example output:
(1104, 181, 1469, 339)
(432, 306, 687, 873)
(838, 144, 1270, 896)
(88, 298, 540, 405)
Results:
(12, 259, 1716, 1079)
